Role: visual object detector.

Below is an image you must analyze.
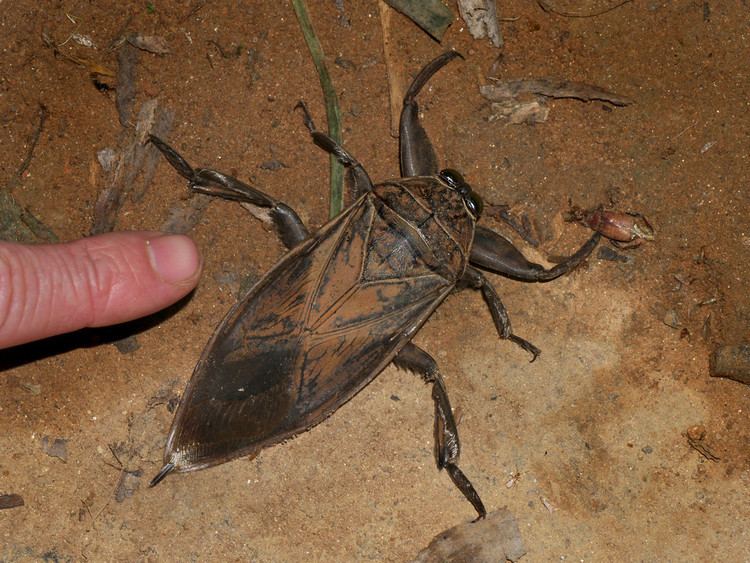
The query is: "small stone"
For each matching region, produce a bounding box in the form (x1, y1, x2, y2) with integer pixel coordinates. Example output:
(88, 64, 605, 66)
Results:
(114, 336, 140, 354)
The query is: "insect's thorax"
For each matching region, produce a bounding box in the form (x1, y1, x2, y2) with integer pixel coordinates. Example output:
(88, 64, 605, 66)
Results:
(370, 178, 476, 282)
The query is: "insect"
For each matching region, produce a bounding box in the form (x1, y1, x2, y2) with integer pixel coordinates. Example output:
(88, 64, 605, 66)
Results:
(148, 51, 600, 520)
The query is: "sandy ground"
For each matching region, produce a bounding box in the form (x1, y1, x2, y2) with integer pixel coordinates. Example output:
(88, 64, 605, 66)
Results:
(1, 1, 749, 561)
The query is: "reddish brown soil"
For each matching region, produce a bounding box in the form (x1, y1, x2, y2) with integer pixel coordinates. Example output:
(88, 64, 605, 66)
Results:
(2, 2, 748, 561)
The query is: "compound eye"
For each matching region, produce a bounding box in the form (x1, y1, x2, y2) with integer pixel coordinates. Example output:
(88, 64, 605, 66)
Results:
(465, 191, 484, 219)
(439, 168, 465, 189)
(439, 169, 482, 219)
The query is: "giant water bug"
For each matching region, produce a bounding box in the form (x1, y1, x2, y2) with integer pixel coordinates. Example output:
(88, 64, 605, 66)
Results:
(148, 51, 600, 520)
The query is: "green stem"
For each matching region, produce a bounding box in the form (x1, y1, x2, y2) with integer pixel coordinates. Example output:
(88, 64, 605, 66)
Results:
(292, 0, 344, 219)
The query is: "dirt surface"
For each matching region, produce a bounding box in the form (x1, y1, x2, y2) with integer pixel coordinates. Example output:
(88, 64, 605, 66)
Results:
(2, 1, 749, 561)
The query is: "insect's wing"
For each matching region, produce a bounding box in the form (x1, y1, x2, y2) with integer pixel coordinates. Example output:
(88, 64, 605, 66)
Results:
(163, 195, 453, 473)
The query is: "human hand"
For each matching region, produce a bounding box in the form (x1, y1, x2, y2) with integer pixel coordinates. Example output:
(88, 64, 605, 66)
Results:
(0, 232, 202, 349)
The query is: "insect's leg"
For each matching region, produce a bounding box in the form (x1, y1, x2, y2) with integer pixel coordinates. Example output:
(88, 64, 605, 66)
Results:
(149, 135, 308, 249)
(294, 101, 373, 201)
(471, 225, 601, 282)
(459, 266, 541, 362)
(392, 342, 486, 521)
(399, 51, 463, 177)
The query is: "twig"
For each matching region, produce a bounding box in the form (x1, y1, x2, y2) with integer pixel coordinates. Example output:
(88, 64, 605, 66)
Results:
(292, 0, 344, 219)
(90, 498, 110, 529)
(378, 1, 406, 137)
(3, 104, 58, 243)
(80, 498, 94, 521)
(181, 0, 207, 22)
(8, 104, 48, 191)
(107, 443, 124, 469)
(538, 0, 633, 18)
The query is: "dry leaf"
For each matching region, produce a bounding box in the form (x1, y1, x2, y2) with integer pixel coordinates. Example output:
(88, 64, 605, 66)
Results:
(128, 35, 170, 55)
(412, 508, 526, 563)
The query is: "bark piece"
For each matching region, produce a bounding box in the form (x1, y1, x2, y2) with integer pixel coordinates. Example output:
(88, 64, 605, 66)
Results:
(481, 78, 633, 106)
(458, 0, 503, 47)
(710, 344, 750, 385)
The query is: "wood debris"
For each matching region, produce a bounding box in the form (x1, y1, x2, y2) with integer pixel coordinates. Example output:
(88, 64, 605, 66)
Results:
(710, 344, 750, 386)
(686, 425, 720, 462)
(92, 99, 174, 233)
(116, 43, 139, 126)
(481, 78, 632, 124)
(482, 78, 633, 106)
(457, 0, 503, 47)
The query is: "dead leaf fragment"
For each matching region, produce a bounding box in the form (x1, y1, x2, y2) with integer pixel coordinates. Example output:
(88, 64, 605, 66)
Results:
(383, 0, 453, 41)
(127, 35, 170, 55)
(115, 469, 143, 502)
(41, 436, 68, 462)
(412, 507, 526, 563)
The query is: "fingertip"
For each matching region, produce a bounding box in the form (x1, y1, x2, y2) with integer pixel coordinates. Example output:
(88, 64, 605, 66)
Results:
(82, 232, 203, 327)
(146, 234, 203, 287)
(0, 232, 205, 349)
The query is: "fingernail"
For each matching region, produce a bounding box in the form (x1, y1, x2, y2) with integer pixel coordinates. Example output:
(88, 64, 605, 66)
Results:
(147, 235, 201, 285)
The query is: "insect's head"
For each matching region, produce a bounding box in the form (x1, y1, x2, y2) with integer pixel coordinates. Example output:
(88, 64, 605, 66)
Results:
(439, 168, 483, 220)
